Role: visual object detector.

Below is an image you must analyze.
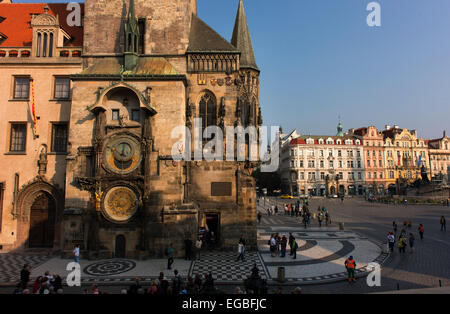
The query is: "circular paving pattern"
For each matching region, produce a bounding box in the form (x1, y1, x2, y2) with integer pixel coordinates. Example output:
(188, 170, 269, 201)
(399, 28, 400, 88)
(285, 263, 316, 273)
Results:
(83, 259, 136, 276)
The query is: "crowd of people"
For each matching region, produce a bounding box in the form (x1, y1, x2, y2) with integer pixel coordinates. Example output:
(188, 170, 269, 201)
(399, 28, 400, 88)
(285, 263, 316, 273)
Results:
(14, 265, 64, 294)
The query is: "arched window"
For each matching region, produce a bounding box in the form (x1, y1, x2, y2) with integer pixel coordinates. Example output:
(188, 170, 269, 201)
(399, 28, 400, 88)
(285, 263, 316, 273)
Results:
(48, 33, 53, 57)
(36, 33, 41, 57)
(199, 92, 216, 129)
(43, 33, 48, 57)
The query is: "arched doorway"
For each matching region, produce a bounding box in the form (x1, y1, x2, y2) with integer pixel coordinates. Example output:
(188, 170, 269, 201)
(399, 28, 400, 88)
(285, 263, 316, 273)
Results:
(29, 193, 56, 248)
(330, 186, 336, 195)
(115, 235, 126, 258)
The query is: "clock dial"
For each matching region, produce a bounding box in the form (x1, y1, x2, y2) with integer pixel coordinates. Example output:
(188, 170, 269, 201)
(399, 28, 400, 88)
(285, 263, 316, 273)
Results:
(103, 135, 142, 175)
(102, 186, 139, 223)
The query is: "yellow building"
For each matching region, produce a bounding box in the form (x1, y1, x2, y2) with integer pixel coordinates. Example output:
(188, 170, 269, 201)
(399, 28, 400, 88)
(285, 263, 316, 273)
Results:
(383, 126, 429, 194)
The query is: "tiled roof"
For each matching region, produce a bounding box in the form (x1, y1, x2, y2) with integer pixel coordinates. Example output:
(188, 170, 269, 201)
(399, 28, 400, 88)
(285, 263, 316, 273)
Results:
(187, 14, 239, 53)
(0, 3, 84, 47)
(290, 135, 359, 146)
(76, 57, 180, 76)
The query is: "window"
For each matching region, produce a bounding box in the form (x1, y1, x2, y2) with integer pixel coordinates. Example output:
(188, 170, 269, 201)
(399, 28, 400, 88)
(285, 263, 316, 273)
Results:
(9, 123, 27, 152)
(54, 77, 70, 99)
(131, 109, 140, 122)
(329, 160, 334, 168)
(320, 160, 324, 168)
(299, 160, 304, 168)
(112, 110, 120, 121)
(338, 150, 342, 157)
(51, 124, 68, 153)
(199, 92, 216, 129)
(320, 172, 325, 180)
(358, 172, 362, 180)
(300, 172, 304, 180)
(13, 77, 30, 99)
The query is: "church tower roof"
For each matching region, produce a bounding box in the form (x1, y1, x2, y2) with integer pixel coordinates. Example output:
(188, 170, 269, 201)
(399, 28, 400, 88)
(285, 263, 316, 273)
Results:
(336, 117, 344, 137)
(231, 0, 259, 71)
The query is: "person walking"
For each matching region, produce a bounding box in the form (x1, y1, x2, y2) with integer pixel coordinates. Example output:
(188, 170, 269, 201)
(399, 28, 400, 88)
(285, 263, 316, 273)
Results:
(387, 232, 395, 252)
(398, 235, 406, 253)
(345, 256, 356, 283)
(393, 221, 398, 236)
(257, 211, 262, 224)
(418, 224, 424, 240)
(440, 216, 446, 231)
(288, 233, 294, 256)
(291, 238, 298, 259)
(195, 237, 202, 260)
(184, 238, 192, 261)
(236, 240, 245, 262)
(408, 233, 415, 253)
(269, 235, 277, 257)
(20, 264, 31, 290)
(318, 212, 323, 227)
(167, 243, 174, 270)
(280, 235, 287, 257)
(73, 245, 80, 263)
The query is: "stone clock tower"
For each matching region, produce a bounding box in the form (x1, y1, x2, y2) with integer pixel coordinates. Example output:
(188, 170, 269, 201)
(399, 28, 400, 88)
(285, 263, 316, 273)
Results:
(62, 0, 261, 259)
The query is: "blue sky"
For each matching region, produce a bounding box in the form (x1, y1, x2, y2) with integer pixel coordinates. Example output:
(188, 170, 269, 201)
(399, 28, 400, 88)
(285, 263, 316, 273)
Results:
(15, 0, 450, 139)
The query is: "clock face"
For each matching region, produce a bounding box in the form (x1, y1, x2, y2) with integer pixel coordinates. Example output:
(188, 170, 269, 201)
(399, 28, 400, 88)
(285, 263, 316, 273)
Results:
(102, 186, 139, 223)
(103, 135, 142, 175)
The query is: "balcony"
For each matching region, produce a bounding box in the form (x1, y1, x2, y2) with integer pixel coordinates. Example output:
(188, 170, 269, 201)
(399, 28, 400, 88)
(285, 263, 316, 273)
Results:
(0, 46, 82, 61)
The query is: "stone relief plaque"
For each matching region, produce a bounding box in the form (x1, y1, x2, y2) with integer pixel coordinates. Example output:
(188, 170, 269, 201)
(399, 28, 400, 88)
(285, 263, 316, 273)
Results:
(102, 186, 139, 223)
(211, 182, 232, 196)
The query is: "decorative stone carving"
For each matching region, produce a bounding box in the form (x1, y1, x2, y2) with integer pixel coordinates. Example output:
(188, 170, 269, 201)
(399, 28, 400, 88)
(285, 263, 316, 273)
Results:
(38, 145, 48, 176)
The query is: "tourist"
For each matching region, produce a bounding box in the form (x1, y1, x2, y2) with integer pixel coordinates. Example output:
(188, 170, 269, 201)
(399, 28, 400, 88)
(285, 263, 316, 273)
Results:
(344, 256, 356, 283)
(398, 235, 406, 253)
(418, 224, 425, 240)
(195, 237, 202, 260)
(172, 270, 183, 295)
(274, 205, 278, 215)
(234, 287, 245, 294)
(51, 274, 62, 291)
(393, 221, 398, 235)
(408, 233, 415, 253)
(440, 216, 446, 231)
(387, 232, 395, 252)
(236, 240, 245, 262)
(20, 264, 30, 290)
(318, 212, 323, 227)
(91, 284, 99, 294)
(73, 244, 80, 263)
(167, 243, 175, 270)
(288, 233, 294, 256)
(184, 237, 193, 260)
(257, 211, 262, 224)
(32, 276, 42, 294)
(280, 235, 287, 257)
(128, 277, 142, 294)
(269, 235, 276, 257)
(291, 238, 298, 259)
(147, 280, 158, 294)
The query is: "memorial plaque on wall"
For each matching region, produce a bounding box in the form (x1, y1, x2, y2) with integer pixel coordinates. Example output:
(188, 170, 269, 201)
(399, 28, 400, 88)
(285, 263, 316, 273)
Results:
(211, 182, 232, 196)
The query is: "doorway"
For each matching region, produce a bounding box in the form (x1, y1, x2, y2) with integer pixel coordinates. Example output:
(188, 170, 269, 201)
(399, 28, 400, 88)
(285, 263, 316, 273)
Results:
(29, 193, 55, 248)
(115, 235, 126, 258)
(205, 214, 220, 248)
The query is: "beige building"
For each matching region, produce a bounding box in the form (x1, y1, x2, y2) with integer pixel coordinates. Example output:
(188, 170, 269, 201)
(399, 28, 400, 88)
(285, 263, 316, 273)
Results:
(280, 122, 365, 197)
(382, 126, 429, 193)
(0, 3, 83, 251)
(349, 126, 386, 195)
(427, 132, 450, 182)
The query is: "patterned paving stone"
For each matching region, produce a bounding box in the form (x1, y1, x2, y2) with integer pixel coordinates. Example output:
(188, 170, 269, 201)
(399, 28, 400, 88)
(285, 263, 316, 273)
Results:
(0, 254, 51, 283)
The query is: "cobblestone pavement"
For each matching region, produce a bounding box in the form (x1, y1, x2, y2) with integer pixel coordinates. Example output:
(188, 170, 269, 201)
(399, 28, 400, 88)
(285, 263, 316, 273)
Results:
(261, 197, 450, 293)
(0, 254, 52, 285)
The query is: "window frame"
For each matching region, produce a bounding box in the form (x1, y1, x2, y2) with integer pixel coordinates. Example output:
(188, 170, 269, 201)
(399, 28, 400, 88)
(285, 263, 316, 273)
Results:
(9, 122, 27, 152)
(53, 76, 71, 100)
(50, 122, 69, 153)
(13, 76, 30, 100)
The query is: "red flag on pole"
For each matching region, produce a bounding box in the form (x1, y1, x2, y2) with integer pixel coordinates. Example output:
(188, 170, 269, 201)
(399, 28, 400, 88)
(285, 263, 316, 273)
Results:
(31, 80, 37, 137)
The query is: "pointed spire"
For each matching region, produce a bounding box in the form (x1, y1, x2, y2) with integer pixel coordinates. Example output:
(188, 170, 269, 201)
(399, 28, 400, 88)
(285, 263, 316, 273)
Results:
(124, 0, 140, 70)
(231, 0, 259, 71)
(337, 116, 344, 137)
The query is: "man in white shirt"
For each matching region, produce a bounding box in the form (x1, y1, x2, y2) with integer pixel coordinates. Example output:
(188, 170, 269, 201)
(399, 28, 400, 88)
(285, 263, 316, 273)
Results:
(73, 245, 80, 263)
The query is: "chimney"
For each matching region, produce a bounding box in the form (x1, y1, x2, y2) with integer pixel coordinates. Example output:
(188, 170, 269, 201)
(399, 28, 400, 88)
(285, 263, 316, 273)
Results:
(385, 125, 391, 130)
(444, 130, 446, 138)
(394, 125, 399, 129)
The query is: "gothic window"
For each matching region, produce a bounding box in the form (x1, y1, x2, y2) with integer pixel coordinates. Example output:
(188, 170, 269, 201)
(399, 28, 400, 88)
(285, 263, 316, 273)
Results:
(43, 33, 47, 57)
(199, 92, 217, 129)
(36, 33, 41, 57)
(48, 33, 53, 57)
